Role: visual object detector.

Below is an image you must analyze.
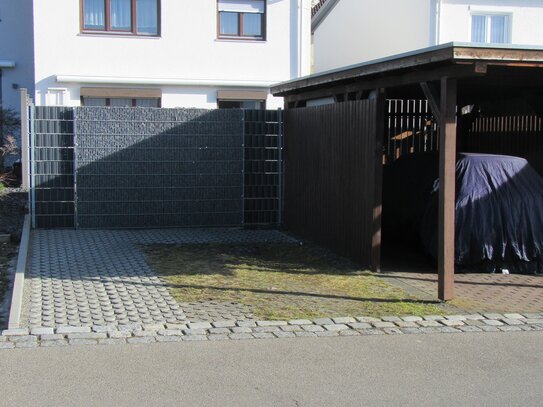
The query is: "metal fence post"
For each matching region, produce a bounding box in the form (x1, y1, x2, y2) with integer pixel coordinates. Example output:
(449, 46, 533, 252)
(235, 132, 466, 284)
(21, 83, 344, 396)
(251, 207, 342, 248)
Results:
(73, 107, 78, 229)
(277, 108, 283, 226)
(19, 89, 30, 190)
(29, 100, 36, 228)
(241, 109, 246, 226)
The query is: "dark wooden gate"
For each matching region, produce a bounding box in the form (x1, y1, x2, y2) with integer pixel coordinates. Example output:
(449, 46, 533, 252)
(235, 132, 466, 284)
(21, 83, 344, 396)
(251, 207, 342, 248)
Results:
(283, 99, 384, 270)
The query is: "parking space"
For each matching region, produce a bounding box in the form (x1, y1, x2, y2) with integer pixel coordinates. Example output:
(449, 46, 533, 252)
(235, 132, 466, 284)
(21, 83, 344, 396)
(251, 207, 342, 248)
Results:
(22, 228, 294, 328)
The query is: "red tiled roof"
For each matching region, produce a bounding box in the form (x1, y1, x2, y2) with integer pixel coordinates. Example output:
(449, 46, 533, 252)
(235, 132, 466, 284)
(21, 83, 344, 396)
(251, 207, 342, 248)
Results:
(311, 0, 328, 17)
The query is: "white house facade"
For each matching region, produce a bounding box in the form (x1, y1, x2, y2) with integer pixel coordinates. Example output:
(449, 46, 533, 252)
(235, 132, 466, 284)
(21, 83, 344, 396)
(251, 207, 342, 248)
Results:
(312, 0, 543, 72)
(0, 0, 311, 113)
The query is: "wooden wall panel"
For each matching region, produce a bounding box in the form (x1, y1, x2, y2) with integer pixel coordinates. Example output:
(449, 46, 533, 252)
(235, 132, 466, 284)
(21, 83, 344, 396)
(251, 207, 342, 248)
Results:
(284, 100, 381, 269)
(463, 115, 543, 177)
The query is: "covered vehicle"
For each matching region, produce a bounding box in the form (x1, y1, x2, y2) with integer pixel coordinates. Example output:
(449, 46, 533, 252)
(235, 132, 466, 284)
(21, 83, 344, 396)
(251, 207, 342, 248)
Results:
(383, 152, 543, 274)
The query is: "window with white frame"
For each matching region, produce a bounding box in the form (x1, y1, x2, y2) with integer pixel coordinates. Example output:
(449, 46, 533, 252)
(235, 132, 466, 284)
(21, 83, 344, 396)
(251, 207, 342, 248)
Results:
(218, 0, 266, 40)
(45, 88, 67, 106)
(471, 14, 510, 44)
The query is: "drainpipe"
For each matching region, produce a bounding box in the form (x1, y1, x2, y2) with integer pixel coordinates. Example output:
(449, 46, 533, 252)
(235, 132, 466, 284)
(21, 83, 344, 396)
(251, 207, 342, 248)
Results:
(436, 0, 442, 45)
(296, 0, 310, 77)
(298, 0, 303, 77)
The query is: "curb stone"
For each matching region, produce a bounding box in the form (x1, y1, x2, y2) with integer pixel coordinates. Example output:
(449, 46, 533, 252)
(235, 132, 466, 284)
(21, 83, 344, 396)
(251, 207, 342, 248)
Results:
(0, 312, 541, 350)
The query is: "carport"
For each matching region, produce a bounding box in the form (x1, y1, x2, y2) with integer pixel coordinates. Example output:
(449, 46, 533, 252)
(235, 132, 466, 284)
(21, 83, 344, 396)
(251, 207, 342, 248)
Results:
(271, 42, 543, 301)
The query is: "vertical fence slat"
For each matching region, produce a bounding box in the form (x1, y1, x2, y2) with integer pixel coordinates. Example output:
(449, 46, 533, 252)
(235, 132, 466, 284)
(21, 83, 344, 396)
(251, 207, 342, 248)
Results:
(384, 99, 438, 163)
(466, 113, 543, 176)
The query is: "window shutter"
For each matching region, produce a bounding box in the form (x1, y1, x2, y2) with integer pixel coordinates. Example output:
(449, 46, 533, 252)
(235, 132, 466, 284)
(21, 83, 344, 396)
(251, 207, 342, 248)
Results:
(218, 0, 265, 13)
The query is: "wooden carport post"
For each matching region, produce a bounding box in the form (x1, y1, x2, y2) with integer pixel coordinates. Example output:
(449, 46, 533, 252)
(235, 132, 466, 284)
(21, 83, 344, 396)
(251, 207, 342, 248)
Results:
(371, 89, 386, 273)
(421, 78, 457, 300)
(438, 77, 457, 301)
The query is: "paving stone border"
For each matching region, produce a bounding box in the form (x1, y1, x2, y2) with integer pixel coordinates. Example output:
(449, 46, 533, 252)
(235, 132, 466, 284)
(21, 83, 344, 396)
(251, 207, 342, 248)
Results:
(1, 312, 542, 349)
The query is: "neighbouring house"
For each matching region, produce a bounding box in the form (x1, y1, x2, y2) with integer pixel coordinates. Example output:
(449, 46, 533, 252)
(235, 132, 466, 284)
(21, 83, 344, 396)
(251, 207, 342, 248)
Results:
(0, 0, 311, 114)
(312, 0, 543, 72)
(0, 0, 35, 113)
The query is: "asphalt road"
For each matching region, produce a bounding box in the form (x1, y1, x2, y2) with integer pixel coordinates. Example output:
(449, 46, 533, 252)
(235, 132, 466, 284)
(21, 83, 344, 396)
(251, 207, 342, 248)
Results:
(1, 332, 542, 407)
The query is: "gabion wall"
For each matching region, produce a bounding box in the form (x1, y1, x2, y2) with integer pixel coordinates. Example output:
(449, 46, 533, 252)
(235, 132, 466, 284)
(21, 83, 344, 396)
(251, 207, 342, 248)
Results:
(74, 107, 244, 228)
(31, 106, 281, 229)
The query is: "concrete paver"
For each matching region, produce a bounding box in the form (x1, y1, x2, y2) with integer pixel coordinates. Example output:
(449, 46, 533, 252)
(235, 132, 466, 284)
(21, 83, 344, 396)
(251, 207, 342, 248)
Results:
(22, 229, 295, 328)
(380, 271, 543, 313)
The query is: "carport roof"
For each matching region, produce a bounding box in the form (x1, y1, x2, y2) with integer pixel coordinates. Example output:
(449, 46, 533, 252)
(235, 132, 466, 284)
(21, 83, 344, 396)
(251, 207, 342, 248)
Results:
(271, 42, 543, 301)
(271, 42, 543, 99)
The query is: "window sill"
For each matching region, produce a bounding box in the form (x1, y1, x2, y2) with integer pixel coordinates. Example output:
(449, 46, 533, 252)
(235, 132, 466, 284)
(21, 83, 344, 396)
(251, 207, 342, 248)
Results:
(215, 37, 267, 43)
(79, 32, 161, 39)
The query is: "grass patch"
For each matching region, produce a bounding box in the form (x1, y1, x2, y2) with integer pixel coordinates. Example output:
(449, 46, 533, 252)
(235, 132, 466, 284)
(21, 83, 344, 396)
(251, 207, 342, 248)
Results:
(144, 243, 448, 320)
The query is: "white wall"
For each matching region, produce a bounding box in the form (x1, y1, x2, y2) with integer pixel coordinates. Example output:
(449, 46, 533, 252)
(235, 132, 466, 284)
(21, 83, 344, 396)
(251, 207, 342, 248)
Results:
(313, 0, 543, 73)
(0, 0, 35, 113)
(32, 0, 311, 109)
(439, 0, 543, 45)
(313, 0, 434, 72)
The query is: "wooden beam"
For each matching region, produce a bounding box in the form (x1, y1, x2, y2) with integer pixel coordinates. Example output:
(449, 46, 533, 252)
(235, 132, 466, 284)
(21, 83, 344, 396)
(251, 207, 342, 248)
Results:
(371, 89, 386, 272)
(474, 62, 488, 73)
(274, 44, 543, 97)
(283, 64, 482, 105)
(438, 77, 457, 301)
(452, 46, 543, 62)
(420, 82, 441, 122)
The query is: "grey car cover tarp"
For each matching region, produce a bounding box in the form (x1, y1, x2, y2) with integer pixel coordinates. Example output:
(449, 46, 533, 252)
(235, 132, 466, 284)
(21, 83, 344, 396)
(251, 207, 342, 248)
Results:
(383, 152, 543, 274)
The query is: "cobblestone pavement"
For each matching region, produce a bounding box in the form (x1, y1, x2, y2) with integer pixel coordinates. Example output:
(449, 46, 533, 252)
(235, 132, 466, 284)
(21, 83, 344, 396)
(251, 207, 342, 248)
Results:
(22, 229, 296, 328)
(1, 312, 542, 349)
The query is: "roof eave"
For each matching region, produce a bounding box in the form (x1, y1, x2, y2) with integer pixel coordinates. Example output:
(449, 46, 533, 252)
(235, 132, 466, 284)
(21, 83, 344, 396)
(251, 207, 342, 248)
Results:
(272, 43, 543, 96)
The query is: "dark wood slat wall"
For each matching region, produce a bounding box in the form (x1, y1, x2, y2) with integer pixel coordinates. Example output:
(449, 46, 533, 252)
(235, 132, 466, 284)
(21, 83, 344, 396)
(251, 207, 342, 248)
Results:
(463, 115, 543, 176)
(283, 100, 380, 269)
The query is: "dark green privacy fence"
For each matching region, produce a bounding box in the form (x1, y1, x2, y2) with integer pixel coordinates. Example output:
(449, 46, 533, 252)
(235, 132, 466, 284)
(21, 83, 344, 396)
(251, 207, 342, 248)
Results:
(31, 107, 75, 228)
(29, 106, 282, 229)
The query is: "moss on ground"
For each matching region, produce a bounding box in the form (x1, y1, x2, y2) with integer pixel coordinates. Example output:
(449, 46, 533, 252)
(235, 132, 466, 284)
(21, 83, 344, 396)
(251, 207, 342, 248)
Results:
(144, 242, 449, 320)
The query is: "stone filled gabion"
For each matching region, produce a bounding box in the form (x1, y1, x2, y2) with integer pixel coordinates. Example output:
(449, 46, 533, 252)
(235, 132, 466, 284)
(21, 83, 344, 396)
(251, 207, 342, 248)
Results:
(74, 107, 244, 229)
